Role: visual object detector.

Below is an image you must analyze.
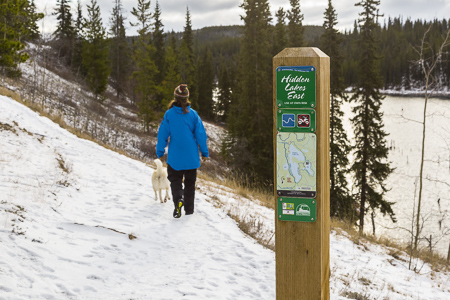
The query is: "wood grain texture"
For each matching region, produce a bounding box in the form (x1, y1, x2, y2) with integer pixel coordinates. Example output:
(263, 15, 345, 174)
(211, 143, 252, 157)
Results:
(273, 48, 330, 300)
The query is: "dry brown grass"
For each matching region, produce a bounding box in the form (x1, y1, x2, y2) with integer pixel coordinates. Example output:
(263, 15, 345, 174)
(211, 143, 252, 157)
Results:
(3, 81, 449, 270)
(0, 85, 132, 160)
(330, 218, 450, 272)
(199, 171, 275, 209)
(0, 86, 21, 102)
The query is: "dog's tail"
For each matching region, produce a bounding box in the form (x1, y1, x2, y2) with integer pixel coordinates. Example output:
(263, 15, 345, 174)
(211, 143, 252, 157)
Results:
(154, 158, 163, 171)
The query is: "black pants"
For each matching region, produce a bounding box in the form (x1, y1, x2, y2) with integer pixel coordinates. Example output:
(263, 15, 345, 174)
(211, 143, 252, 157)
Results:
(167, 164, 197, 214)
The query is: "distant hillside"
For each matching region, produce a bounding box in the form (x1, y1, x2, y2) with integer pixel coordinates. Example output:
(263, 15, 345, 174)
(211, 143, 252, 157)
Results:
(179, 25, 324, 67)
(194, 25, 243, 43)
(192, 24, 323, 43)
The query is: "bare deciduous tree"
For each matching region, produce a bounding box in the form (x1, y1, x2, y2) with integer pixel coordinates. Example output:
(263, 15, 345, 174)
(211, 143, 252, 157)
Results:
(411, 24, 450, 254)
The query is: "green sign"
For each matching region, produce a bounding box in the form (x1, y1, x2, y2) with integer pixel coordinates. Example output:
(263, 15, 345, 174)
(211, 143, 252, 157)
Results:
(276, 66, 316, 108)
(277, 197, 316, 222)
(277, 108, 316, 133)
(276, 132, 316, 198)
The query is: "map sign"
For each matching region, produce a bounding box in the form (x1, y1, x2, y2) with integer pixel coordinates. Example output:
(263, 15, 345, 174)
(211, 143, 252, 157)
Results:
(276, 108, 316, 132)
(276, 132, 316, 198)
(277, 197, 316, 222)
(276, 66, 316, 108)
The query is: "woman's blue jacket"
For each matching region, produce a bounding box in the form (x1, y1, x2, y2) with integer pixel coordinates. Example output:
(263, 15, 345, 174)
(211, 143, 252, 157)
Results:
(156, 105, 209, 171)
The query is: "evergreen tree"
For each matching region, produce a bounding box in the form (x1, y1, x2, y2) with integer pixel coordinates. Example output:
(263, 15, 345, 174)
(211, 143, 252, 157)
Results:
(287, 0, 305, 47)
(161, 43, 181, 107)
(109, 0, 131, 98)
(53, 0, 74, 39)
(24, 0, 43, 41)
(130, 0, 152, 33)
(153, 1, 166, 109)
(351, 0, 395, 234)
(53, 0, 75, 65)
(179, 7, 196, 105)
(196, 46, 215, 120)
(82, 0, 111, 99)
(273, 7, 287, 54)
(340, 17, 450, 91)
(226, 0, 273, 184)
(0, 0, 42, 77)
(71, 0, 84, 75)
(169, 30, 178, 53)
(130, 0, 158, 131)
(321, 0, 353, 220)
(216, 55, 233, 122)
(153, 1, 165, 83)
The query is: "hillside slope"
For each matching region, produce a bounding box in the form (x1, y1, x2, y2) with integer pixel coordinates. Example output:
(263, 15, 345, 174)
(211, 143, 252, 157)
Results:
(0, 96, 274, 299)
(1, 95, 450, 299)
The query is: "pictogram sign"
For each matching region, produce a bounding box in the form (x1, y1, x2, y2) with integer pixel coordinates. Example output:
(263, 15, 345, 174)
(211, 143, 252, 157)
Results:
(277, 109, 315, 132)
(297, 114, 310, 128)
(282, 114, 295, 128)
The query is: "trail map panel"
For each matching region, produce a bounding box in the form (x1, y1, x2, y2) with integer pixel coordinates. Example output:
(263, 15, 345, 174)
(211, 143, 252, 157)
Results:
(277, 132, 316, 198)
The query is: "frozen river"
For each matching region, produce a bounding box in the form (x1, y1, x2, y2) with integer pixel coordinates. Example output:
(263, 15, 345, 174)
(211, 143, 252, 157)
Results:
(342, 95, 450, 256)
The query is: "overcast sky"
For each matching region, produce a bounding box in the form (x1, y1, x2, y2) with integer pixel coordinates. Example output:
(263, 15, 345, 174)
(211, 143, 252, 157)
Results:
(35, 0, 450, 36)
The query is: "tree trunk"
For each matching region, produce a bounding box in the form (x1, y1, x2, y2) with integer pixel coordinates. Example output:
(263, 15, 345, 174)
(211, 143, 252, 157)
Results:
(414, 76, 428, 252)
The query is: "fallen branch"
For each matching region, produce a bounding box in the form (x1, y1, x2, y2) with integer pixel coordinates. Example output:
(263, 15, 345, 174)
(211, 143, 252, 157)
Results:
(74, 223, 137, 240)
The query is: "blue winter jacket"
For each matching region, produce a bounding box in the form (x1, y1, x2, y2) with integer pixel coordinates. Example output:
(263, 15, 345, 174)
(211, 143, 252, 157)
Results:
(156, 105, 209, 170)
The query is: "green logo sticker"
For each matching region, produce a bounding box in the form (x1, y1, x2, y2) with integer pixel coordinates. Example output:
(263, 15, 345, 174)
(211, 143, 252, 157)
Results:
(278, 198, 316, 222)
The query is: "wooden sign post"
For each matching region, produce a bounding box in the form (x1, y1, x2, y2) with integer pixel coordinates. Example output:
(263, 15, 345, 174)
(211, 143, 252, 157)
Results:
(273, 48, 330, 300)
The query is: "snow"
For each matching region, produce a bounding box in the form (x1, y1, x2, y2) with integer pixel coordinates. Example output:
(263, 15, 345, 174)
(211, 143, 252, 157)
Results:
(0, 96, 274, 299)
(342, 94, 450, 256)
(1, 95, 449, 299)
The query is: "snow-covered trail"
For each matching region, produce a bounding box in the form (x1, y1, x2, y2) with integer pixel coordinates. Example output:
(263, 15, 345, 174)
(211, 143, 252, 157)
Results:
(0, 96, 275, 300)
(2, 95, 450, 300)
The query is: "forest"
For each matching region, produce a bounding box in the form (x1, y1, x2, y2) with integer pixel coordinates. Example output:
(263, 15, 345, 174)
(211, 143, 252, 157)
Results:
(1, 0, 450, 232)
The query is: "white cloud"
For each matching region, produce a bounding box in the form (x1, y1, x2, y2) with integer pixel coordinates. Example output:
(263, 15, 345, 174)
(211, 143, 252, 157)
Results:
(34, 0, 450, 36)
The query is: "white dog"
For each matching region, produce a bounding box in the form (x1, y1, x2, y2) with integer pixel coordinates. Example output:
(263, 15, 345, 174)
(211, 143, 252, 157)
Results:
(152, 159, 170, 203)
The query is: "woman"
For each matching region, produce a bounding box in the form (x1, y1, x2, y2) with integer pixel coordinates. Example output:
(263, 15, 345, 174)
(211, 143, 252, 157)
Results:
(156, 84, 209, 218)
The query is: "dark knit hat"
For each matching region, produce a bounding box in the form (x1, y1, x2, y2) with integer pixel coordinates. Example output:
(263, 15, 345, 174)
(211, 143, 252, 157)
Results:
(174, 84, 189, 100)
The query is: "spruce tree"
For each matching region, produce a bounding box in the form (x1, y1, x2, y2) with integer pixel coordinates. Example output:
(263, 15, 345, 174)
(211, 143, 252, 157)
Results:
(321, 0, 353, 220)
(71, 0, 84, 75)
(24, 0, 43, 41)
(227, 0, 273, 184)
(169, 30, 178, 54)
(130, 0, 151, 33)
(53, 0, 75, 65)
(152, 1, 167, 110)
(287, 0, 305, 47)
(82, 0, 111, 99)
(152, 1, 165, 88)
(0, 0, 42, 77)
(130, 0, 158, 131)
(216, 55, 232, 122)
(178, 7, 196, 105)
(109, 0, 131, 98)
(351, 0, 395, 234)
(53, 0, 74, 39)
(273, 7, 287, 55)
(196, 46, 214, 120)
(161, 43, 181, 106)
